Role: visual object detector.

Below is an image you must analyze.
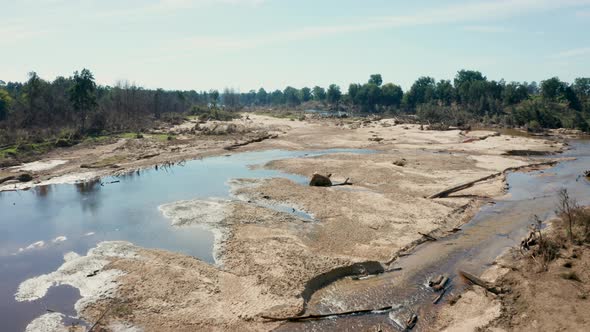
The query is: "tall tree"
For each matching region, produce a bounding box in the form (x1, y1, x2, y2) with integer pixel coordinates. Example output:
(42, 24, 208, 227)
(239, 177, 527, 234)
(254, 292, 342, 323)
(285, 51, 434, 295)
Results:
(69, 68, 97, 131)
(540, 77, 566, 100)
(312, 86, 326, 101)
(256, 88, 268, 105)
(380, 83, 403, 108)
(283, 86, 300, 106)
(356, 83, 382, 111)
(405, 76, 436, 109)
(368, 74, 383, 87)
(326, 84, 341, 106)
(0, 89, 11, 121)
(23, 72, 43, 126)
(209, 89, 220, 107)
(299, 87, 312, 102)
(454, 70, 486, 105)
(435, 80, 455, 105)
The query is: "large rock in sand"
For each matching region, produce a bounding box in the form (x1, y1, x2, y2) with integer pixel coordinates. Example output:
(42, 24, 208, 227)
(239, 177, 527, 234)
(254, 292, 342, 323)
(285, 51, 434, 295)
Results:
(309, 173, 332, 187)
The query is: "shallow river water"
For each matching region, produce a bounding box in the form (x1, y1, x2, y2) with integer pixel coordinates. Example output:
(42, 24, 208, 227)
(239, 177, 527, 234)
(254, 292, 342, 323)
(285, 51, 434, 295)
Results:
(0, 148, 370, 332)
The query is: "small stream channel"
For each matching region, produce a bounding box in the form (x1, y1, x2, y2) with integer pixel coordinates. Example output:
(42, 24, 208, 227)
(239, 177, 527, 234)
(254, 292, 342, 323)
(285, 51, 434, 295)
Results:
(0, 148, 372, 332)
(277, 140, 590, 332)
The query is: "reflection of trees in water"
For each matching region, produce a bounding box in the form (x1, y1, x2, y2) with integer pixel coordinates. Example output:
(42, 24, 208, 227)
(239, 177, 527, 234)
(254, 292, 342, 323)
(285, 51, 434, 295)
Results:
(34, 185, 52, 198)
(75, 179, 100, 195)
(117, 169, 141, 181)
(75, 179, 102, 213)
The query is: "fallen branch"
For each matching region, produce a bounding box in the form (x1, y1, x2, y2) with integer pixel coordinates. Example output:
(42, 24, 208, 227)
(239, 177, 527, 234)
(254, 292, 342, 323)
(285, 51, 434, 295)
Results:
(432, 276, 449, 291)
(331, 178, 353, 186)
(432, 286, 451, 304)
(261, 304, 398, 322)
(224, 134, 277, 151)
(88, 305, 112, 332)
(428, 161, 557, 199)
(459, 270, 507, 295)
(137, 152, 160, 160)
(418, 232, 437, 241)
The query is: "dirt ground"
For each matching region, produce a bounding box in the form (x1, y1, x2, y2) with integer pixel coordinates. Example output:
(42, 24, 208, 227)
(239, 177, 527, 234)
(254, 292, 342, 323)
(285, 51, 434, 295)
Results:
(433, 231, 590, 332)
(6, 114, 570, 331)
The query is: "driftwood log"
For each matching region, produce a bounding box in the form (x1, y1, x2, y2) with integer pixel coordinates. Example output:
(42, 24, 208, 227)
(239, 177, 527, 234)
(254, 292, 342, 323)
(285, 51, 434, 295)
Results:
(459, 270, 507, 295)
(224, 134, 277, 151)
(418, 232, 437, 241)
(331, 178, 353, 186)
(432, 286, 450, 304)
(428, 161, 557, 199)
(432, 276, 449, 291)
(261, 304, 399, 322)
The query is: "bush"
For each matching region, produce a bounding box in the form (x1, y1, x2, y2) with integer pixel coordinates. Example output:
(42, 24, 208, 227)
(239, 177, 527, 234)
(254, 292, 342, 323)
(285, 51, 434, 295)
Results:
(190, 106, 240, 121)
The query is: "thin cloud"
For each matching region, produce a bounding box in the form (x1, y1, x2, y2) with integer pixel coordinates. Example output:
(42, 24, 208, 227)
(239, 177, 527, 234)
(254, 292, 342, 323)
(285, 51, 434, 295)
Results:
(173, 0, 590, 52)
(97, 0, 268, 18)
(0, 22, 50, 44)
(576, 9, 590, 16)
(551, 47, 590, 58)
(463, 25, 510, 32)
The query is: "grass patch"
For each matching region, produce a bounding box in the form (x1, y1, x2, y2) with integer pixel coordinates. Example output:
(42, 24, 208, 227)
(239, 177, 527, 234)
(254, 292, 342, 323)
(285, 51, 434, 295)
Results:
(0, 146, 17, 158)
(118, 132, 139, 139)
(149, 133, 175, 141)
(189, 106, 240, 121)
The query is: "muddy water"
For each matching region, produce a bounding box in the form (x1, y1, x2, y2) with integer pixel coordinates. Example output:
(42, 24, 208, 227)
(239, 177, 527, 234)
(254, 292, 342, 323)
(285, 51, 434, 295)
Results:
(0, 148, 371, 332)
(278, 141, 590, 332)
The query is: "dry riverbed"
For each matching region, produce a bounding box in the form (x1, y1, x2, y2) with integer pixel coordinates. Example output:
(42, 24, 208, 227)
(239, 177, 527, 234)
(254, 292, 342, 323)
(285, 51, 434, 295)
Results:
(4, 114, 569, 331)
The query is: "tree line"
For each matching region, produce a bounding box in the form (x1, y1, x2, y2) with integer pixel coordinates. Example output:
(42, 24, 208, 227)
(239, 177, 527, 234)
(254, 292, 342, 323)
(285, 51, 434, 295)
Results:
(1, 69, 590, 146)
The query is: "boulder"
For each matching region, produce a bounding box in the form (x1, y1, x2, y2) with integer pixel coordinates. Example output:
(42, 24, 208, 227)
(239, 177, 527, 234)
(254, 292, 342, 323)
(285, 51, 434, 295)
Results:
(309, 173, 332, 187)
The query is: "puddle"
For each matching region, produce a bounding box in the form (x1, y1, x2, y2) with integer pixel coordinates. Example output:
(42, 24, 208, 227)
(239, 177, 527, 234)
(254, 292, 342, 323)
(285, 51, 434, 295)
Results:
(0, 148, 372, 331)
(278, 140, 590, 331)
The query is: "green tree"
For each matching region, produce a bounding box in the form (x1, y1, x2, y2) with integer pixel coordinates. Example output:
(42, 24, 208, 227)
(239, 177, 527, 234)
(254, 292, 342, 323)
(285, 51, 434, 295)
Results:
(502, 82, 529, 106)
(209, 90, 220, 107)
(405, 76, 436, 109)
(0, 89, 12, 121)
(356, 83, 382, 112)
(312, 86, 326, 101)
(348, 83, 361, 103)
(574, 111, 589, 132)
(454, 70, 486, 105)
(573, 78, 590, 97)
(540, 77, 566, 100)
(69, 68, 97, 131)
(256, 88, 268, 105)
(380, 83, 403, 108)
(299, 87, 312, 102)
(368, 74, 383, 87)
(283, 86, 300, 106)
(23, 72, 43, 126)
(270, 90, 284, 105)
(326, 84, 341, 106)
(435, 80, 455, 105)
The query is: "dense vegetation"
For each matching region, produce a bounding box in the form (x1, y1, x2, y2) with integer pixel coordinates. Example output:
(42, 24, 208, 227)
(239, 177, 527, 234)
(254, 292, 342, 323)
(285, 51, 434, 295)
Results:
(1, 69, 589, 149)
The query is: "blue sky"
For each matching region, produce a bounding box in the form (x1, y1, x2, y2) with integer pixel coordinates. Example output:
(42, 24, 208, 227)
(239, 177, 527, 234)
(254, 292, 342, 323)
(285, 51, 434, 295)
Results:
(1, 0, 589, 91)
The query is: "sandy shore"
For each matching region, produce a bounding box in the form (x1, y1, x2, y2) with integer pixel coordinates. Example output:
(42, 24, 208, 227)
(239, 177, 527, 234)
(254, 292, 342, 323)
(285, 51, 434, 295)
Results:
(7, 115, 568, 331)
